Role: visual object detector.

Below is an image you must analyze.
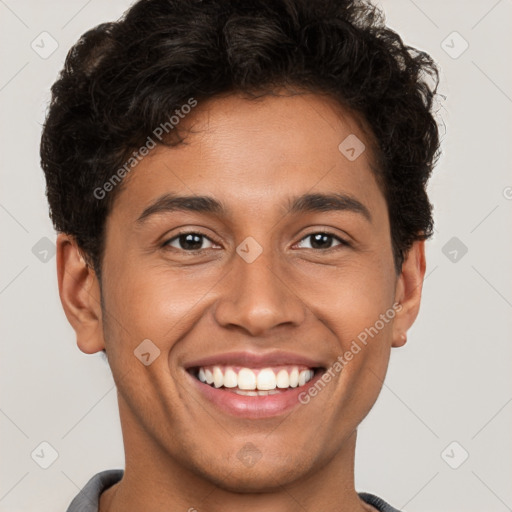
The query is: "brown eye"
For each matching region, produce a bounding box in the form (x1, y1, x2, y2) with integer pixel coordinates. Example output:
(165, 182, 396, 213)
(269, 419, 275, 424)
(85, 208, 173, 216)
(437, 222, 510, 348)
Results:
(164, 232, 216, 251)
(296, 232, 348, 250)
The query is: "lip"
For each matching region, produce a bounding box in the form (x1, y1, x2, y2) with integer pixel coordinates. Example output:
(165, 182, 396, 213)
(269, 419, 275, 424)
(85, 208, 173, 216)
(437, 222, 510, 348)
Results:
(185, 367, 326, 419)
(183, 350, 327, 370)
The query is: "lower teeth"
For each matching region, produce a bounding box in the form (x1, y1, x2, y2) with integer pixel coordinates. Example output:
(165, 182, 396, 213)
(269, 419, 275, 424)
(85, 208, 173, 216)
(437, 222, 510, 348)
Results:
(227, 388, 284, 396)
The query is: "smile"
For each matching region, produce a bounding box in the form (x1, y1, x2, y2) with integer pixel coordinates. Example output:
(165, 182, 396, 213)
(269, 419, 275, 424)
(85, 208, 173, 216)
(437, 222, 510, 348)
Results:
(193, 365, 317, 395)
(186, 364, 326, 419)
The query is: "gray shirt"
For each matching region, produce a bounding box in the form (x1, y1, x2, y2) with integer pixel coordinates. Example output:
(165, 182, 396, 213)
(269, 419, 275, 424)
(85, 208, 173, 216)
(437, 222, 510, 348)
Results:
(66, 469, 402, 512)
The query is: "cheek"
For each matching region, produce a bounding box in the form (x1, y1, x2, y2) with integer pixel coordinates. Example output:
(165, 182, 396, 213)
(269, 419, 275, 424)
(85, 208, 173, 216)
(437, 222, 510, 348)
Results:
(102, 261, 217, 351)
(298, 261, 396, 344)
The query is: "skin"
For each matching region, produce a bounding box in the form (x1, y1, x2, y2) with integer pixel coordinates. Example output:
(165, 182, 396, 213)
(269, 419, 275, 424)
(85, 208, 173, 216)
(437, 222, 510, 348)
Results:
(57, 90, 426, 512)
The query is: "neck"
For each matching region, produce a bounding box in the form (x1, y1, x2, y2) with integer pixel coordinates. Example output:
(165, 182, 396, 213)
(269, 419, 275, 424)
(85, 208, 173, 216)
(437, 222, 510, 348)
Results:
(100, 394, 373, 512)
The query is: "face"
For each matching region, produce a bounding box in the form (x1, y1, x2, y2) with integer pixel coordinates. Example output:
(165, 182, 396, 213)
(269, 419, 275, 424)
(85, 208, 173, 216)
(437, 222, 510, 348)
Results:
(59, 91, 424, 493)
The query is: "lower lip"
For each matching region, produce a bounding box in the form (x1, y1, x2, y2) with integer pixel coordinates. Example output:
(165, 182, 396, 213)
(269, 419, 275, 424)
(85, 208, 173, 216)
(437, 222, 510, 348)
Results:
(186, 369, 325, 419)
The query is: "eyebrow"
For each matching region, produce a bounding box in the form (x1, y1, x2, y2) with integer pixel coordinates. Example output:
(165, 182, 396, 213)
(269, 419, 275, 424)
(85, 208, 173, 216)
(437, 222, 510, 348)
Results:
(136, 192, 371, 224)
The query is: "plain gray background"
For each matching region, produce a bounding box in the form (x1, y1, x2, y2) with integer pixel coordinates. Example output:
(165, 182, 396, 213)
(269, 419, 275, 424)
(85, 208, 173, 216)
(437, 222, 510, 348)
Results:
(1, 1, 511, 511)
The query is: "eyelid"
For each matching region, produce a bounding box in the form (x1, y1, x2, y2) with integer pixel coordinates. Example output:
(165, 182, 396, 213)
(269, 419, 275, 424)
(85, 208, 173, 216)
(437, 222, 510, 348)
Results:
(293, 230, 350, 250)
(162, 228, 350, 253)
(162, 229, 220, 250)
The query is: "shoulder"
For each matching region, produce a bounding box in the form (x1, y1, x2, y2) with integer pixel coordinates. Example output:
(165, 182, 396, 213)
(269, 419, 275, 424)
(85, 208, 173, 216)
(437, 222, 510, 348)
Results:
(65, 469, 124, 512)
(359, 492, 403, 512)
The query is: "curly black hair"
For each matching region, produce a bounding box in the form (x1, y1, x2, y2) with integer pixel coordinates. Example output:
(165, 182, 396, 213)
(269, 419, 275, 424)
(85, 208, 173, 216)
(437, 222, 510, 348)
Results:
(40, 0, 440, 279)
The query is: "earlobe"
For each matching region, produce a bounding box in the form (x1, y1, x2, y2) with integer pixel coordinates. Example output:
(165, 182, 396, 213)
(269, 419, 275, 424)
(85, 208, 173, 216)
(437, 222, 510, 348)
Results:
(56, 233, 105, 354)
(393, 332, 408, 348)
(391, 241, 426, 348)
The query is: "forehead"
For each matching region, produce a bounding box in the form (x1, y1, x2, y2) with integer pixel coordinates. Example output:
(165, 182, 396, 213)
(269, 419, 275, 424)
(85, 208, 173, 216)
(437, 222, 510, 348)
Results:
(110, 91, 385, 222)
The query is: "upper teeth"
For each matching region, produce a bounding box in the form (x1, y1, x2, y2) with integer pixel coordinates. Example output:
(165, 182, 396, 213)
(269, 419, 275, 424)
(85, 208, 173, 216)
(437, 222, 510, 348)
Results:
(197, 366, 315, 390)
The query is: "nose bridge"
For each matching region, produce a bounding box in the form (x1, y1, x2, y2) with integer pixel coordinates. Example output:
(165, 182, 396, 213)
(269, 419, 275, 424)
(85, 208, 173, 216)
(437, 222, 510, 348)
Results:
(213, 236, 306, 335)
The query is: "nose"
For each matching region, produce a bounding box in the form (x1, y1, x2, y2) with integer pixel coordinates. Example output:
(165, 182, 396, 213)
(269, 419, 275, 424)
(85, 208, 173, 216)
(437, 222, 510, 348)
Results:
(212, 243, 306, 337)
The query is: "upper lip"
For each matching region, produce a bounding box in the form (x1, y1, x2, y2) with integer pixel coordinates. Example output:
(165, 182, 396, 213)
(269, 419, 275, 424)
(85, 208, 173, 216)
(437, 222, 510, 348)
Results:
(184, 350, 327, 370)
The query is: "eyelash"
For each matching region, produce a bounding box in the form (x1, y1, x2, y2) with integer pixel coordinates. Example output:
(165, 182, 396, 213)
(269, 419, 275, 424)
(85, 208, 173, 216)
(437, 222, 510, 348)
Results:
(162, 230, 350, 253)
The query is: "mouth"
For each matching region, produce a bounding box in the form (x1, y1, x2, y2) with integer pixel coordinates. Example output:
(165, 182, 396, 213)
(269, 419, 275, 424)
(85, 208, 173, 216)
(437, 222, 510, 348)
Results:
(185, 364, 327, 419)
(188, 365, 324, 394)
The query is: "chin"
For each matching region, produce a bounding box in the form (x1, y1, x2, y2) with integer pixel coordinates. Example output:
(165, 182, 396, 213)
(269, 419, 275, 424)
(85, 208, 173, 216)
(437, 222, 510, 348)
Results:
(199, 457, 310, 493)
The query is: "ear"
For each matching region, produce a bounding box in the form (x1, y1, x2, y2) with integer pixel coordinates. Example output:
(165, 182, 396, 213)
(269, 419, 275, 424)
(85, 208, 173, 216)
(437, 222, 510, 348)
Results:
(392, 240, 426, 348)
(56, 233, 105, 354)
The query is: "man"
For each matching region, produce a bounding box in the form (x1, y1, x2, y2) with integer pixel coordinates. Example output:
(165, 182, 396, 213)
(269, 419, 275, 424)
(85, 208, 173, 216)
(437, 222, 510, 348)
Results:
(40, 0, 440, 510)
